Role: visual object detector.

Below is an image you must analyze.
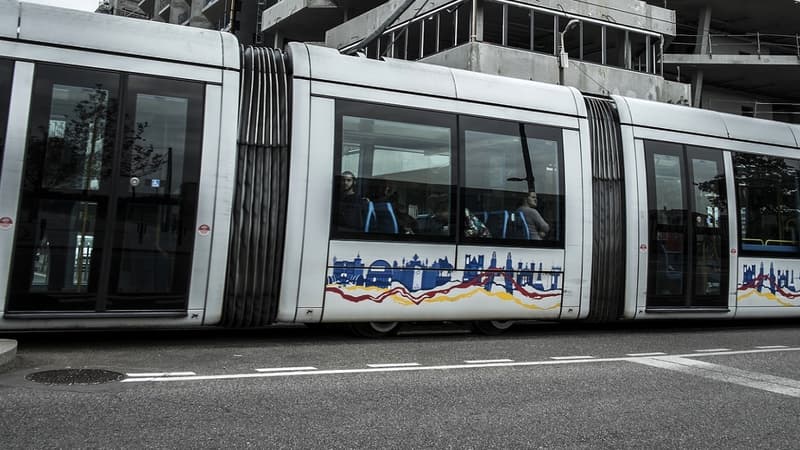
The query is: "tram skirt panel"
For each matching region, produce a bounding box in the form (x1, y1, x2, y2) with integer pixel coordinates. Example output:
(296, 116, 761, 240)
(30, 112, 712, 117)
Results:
(222, 47, 292, 327)
(584, 97, 626, 322)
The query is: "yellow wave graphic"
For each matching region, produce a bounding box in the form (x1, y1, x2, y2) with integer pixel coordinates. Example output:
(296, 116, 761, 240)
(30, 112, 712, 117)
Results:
(737, 289, 799, 307)
(331, 285, 561, 310)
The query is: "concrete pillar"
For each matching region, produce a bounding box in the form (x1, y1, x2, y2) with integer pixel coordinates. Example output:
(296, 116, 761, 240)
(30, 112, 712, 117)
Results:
(691, 5, 712, 107)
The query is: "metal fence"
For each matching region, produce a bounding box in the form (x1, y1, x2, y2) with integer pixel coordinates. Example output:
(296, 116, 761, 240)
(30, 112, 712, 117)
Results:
(669, 32, 800, 57)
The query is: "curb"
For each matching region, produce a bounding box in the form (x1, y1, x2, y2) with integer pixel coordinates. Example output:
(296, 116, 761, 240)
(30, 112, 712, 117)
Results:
(0, 339, 17, 370)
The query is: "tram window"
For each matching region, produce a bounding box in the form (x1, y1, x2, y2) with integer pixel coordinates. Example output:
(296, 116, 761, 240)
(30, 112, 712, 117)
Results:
(333, 102, 455, 240)
(461, 117, 563, 244)
(734, 153, 800, 254)
(0, 59, 12, 177)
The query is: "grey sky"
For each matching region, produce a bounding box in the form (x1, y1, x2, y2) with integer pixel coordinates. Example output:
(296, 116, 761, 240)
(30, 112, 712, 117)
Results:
(24, 0, 98, 11)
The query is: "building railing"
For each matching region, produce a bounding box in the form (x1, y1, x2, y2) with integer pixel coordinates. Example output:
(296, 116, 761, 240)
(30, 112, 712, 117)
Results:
(668, 32, 800, 57)
(158, 0, 170, 12)
(354, 0, 663, 77)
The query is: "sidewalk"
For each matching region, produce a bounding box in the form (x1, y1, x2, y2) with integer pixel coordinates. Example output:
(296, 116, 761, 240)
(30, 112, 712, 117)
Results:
(0, 339, 17, 370)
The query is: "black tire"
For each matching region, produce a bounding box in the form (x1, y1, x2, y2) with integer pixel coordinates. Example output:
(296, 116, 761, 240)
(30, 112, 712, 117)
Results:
(472, 320, 514, 336)
(350, 321, 400, 338)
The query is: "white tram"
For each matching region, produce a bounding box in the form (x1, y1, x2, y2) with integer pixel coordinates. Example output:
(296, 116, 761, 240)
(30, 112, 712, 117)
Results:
(0, 1, 798, 335)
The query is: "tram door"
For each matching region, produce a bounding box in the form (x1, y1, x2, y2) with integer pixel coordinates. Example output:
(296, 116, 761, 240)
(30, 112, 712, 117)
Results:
(644, 141, 729, 309)
(6, 65, 204, 313)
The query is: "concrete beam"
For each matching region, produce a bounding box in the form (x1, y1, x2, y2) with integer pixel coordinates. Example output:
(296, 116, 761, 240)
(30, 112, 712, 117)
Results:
(421, 42, 691, 104)
(262, 0, 338, 32)
(664, 54, 800, 66)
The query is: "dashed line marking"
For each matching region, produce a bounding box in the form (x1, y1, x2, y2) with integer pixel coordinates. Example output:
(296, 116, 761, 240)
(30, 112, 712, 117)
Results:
(366, 363, 421, 368)
(550, 356, 595, 360)
(465, 359, 514, 364)
(695, 348, 731, 353)
(126, 372, 196, 377)
(255, 366, 317, 373)
(120, 347, 800, 384)
(755, 345, 788, 349)
(626, 352, 667, 357)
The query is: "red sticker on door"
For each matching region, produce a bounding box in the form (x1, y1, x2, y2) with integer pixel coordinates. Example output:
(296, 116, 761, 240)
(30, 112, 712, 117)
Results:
(0, 216, 12, 230)
(198, 224, 211, 236)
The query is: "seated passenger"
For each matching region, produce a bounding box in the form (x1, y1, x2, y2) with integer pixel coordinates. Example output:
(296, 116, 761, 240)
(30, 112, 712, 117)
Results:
(376, 181, 417, 234)
(337, 171, 365, 232)
(422, 197, 450, 235)
(517, 191, 550, 240)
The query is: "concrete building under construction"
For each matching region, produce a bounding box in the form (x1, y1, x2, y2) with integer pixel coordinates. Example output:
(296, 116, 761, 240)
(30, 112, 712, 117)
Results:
(119, 0, 800, 122)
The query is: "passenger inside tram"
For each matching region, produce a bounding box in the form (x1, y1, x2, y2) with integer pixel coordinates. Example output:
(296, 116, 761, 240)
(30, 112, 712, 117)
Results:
(374, 180, 417, 234)
(337, 170, 366, 232)
(517, 191, 550, 240)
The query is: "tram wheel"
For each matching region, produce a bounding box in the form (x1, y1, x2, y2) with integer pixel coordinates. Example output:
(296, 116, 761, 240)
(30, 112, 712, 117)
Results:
(472, 320, 514, 336)
(350, 321, 400, 338)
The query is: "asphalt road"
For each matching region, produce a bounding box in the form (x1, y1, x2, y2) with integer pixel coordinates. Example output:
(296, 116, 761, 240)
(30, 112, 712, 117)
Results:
(1, 320, 798, 449)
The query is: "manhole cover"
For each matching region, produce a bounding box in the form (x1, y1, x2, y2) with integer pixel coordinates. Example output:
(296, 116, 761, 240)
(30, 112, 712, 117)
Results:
(26, 369, 124, 385)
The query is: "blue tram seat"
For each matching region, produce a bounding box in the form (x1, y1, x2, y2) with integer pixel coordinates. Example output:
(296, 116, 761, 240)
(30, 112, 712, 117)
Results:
(485, 210, 509, 239)
(366, 201, 399, 234)
(363, 201, 375, 232)
(510, 211, 531, 240)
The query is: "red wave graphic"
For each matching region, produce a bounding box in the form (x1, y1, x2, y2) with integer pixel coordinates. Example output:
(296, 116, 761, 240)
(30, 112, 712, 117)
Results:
(739, 274, 800, 299)
(326, 270, 561, 305)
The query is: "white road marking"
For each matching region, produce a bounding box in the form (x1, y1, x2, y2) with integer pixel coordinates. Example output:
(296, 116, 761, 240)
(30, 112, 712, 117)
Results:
(626, 352, 667, 357)
(255, 366, 317, 373)
(126, 372, 196, 377)
(120, 347, 800, 384)
(550, 356, 595, 360)
(366, 363, 421, 368)
(695, 348, 731, 352)
(465, 359, 514, 364)
(755, 345, 788, 349)
(632, 355, 800, 398)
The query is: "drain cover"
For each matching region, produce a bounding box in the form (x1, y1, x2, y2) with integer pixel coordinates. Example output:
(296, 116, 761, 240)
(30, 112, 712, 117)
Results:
(26, 369, 124, 385)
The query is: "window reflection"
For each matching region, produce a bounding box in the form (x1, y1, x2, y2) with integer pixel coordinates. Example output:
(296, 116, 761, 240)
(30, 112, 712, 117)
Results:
(42, 84, 111, 191)
(334, 104, 454, 238)
(735, 154, 800, 254)
(462, 118, 563, 243)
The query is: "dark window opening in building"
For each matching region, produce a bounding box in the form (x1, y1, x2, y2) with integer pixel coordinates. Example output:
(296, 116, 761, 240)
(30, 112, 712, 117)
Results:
(582, 21, 603, 64)
(533, 12, 555, 55)
(392, 29, 407, 59)
(483, 1, 503, 45)
(422, 16, 437, 57)
(606, 27, 627, 68)
(407, 21, 422, 60)
(651, 38, 661, 74)
(455, 4, 471, 45)
(630, 32, 648, 72)
(380, 34, 393, 58)
(438, 9, 456, 51)
(507, 5, 532, 50)
(366, 39, 379, 59)
(773, 103, 800, 124)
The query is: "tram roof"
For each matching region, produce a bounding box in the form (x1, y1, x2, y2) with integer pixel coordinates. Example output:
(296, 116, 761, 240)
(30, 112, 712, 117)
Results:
(617, 96, 800, 148)
(290, 43, 585, 119)
(0, 0, 238, 70)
